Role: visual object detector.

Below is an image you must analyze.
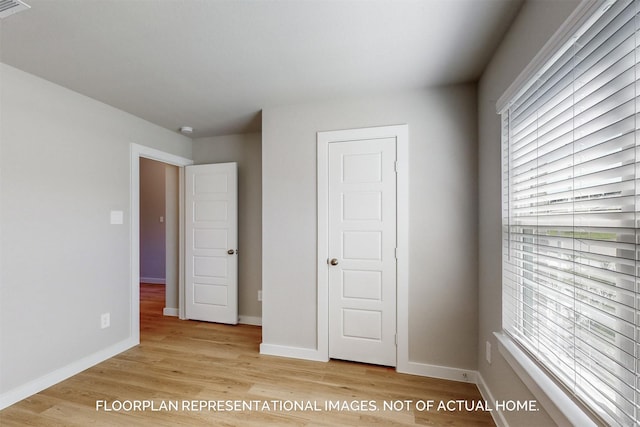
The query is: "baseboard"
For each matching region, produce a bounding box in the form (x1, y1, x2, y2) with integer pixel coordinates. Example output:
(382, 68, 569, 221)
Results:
(163, 307, 178, 317)
(399, 360, 477, 384)
(257, 347, 478, 385)
(476, 371, 509, 427)
(238, 315, 262, 326)
(140, 277, 165, 284)
(0, 337, 137, 410)
(402, 363, 509, 425)
(259, 343, 329, 362)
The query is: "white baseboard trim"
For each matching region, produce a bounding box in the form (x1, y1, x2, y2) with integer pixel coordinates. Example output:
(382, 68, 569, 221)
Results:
(238, 316, 262, 326)
(476, 372, 509, 427)
(140, 277, 165, 284)
(259, 343, 329, 362)
(163, 307, 178, 317)
(257, 347, 480, 386)
(0, 337, 137, 411)
(400, 360, 477, 384)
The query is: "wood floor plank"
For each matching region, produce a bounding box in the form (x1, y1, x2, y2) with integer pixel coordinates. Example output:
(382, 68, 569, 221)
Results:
(0, 284, 496, 426)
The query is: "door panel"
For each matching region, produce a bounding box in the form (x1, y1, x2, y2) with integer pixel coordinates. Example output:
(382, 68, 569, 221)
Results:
(194, 284, 228, 305)
(343, 231, 382, 260)
(343, 309, 382, 339)
(185, 163, 238, 324)
(343, 192, 382, 220)
(194, 229, 227, 249)
(342, 270, 382, 300)
(328, 138, 397, 366)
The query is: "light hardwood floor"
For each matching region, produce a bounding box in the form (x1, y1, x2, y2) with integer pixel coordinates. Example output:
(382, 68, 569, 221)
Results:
(0, 284, 495, 426)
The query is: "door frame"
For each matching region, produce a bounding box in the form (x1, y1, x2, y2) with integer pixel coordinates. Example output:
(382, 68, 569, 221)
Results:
(317, 124, 409, 372)
(130, 143, 193, 344)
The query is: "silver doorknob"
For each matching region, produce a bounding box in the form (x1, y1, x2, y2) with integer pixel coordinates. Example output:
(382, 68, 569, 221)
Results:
(329, 258, 339, 266)
(227, 249, 235, 255)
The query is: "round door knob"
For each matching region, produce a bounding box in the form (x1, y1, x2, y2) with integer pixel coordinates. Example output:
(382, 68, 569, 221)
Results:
(227, 249, 235, 255)
(330, 258, 339, 266)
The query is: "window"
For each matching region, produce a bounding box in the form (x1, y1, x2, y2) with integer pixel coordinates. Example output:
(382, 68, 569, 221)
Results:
(501, 1, 640, 425)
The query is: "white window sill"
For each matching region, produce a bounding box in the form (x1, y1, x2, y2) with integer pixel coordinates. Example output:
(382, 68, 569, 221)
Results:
(493, 332, 607, 427)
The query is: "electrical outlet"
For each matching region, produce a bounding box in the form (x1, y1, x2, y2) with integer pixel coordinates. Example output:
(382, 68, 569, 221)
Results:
(110, 210, 123, 225)
(486, 341, 492, 364)
(258, 290, 262, 302)
(101, 313, 110, 329)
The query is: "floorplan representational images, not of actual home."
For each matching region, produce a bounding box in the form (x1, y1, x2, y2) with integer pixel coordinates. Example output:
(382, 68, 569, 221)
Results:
(1, 1, 637, 426)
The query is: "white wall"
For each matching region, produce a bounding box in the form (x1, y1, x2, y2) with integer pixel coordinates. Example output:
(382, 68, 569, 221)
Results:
(139, 157, 166, 283)
(193, 132, 262, 323)
(0, 64, 191, 400)
(261, 86, 478, 369)
(478, 1, 580, 426)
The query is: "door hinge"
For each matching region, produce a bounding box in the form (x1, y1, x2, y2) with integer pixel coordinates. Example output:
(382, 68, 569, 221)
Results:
(395, 334, 398, 346)
(395, 248, 398, 259)
(394, 161, 399, 173)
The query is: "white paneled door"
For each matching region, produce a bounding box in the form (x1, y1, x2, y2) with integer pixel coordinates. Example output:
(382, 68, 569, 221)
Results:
(185, 163, 238, 324)
(328, 138, 397, 366)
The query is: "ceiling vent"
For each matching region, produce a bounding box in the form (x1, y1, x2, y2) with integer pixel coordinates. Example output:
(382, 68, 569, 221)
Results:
(0, 0, 30, 19)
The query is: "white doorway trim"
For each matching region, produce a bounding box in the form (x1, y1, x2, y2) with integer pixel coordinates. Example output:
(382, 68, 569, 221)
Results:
(130, 143, 193, 344)
(317, 124, 409, 371)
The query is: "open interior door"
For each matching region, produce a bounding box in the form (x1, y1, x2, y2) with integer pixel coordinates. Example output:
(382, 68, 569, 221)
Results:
(185, 163, 238, 324)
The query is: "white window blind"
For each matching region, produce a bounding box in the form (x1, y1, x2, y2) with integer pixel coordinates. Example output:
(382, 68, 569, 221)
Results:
(501, 1, 640, 425)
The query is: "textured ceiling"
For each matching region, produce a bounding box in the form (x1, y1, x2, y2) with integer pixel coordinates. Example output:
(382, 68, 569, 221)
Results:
(0, 0, 522, 138)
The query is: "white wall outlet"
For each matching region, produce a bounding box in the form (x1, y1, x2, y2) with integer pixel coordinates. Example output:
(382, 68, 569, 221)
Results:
(101, 313, 110, 329)
(110, 210, 124, 225)
(257, 290, 262, 302)
(486, 340, 492, 364)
